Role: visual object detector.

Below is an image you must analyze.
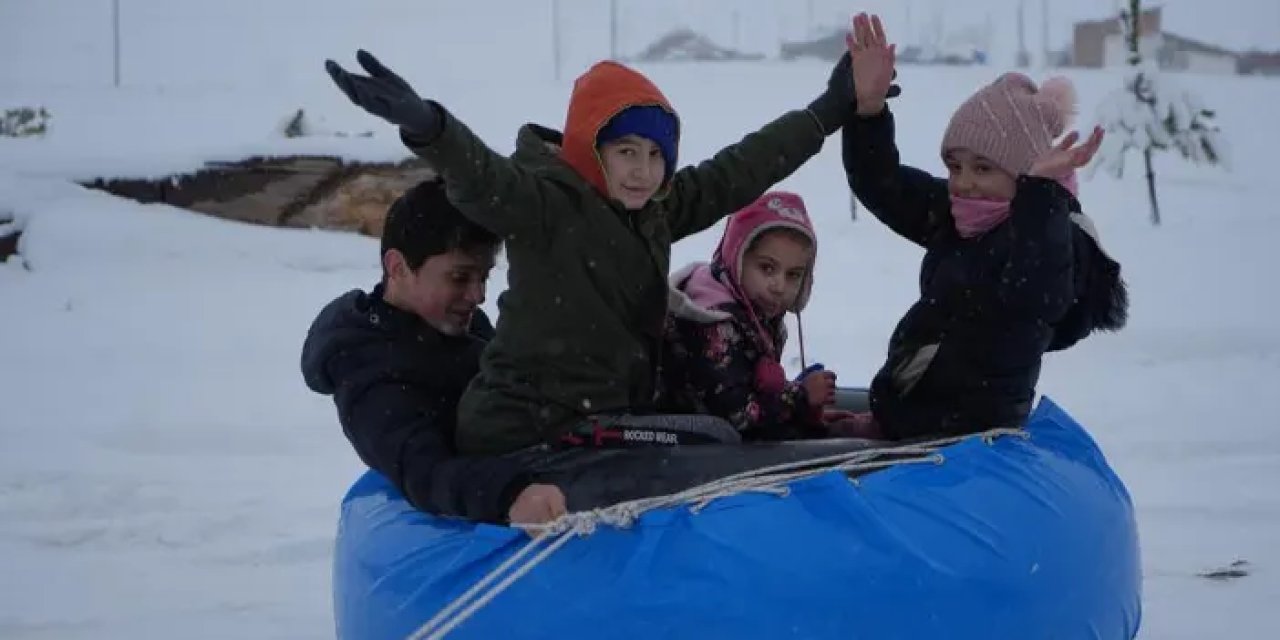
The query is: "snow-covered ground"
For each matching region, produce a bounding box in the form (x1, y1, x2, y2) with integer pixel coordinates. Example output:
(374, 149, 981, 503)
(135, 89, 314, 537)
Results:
(4, 4, 1280, 637)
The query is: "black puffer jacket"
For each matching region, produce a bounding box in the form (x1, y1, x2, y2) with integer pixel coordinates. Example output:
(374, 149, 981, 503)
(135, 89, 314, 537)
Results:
(843, 108, 1127, 440)
(301, 285, 531, 523)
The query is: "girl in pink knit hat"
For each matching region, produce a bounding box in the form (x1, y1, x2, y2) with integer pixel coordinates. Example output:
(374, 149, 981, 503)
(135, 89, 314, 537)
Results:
(839, 14, 1128, 441)
(657, 191, 841, 441)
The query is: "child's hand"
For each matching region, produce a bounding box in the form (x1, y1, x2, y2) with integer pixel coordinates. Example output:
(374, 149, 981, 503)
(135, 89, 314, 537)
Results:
(802, 369, 838, 408)
(1028, 126, 1105, 179)
(326, 50, 441, 137)
(823, 411, 884, 439)
(508, 483, 567, 526)
(847, 13, 898, 117)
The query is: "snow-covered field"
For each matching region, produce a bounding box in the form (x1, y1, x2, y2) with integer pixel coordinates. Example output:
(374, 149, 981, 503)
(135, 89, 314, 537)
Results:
(4, 3, 1280, 638)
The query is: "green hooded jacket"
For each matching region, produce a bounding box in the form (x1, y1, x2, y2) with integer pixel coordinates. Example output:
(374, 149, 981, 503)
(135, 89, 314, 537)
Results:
(407, 61, 833, 454)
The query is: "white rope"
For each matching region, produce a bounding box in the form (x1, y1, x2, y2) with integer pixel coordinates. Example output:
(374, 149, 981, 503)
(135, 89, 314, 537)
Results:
(416, 524, 583, 640)
(405, 427, 1023, 639)
(406, 524, 563, 640)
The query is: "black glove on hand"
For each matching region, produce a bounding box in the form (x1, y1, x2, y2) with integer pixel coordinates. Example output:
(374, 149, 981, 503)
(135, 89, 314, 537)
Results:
(807, 52, 902, 135)
(325, 50, 443, 139)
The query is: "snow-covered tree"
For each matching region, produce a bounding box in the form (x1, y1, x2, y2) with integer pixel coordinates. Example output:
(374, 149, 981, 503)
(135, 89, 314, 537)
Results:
(1087, 0, 1228, 225)
(0, 107, 50, 138)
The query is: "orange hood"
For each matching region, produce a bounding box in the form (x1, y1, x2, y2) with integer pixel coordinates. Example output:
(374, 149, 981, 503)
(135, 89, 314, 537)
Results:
(560, 61, 680, 198)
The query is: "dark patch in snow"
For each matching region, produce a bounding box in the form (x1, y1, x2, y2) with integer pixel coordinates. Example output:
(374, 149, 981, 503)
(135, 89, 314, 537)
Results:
(0, 228, 19, 263)
(0, 209, 22, 266)
(80, 155, 438, 238)
(1198, 559, 1251, 582)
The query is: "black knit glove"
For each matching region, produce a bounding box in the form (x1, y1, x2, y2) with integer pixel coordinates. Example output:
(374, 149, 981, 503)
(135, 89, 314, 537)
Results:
(325, 49, 443, 140)
(807, 52, 901, 135)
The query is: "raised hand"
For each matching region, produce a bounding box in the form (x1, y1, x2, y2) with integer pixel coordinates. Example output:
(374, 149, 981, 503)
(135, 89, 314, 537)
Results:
(325, 50, 441, 137)
(1028, 126, 1105, 179)
(847, 13, 898, 116)
(808, 14, 901, 134)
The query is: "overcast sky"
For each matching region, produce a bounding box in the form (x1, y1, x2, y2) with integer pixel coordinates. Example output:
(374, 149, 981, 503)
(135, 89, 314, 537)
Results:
(1, 0, 1275, 87)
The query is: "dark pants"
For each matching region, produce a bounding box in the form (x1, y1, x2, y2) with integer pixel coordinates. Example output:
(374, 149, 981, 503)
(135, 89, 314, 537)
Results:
(557, 413, 742, 448)
(507, 436, 888, 512)
(506, 388, 882, 511)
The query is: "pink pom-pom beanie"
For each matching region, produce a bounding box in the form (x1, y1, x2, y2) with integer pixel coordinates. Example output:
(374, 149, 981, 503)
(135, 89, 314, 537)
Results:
(941, 72, 1077, 177)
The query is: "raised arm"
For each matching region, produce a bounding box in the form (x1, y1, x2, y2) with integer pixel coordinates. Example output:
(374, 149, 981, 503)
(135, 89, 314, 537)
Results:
(842, 12, 949, 247)
(993, 177, 1075, 320)
(663, 14, 904, 240)
(326, 50, 562, 241)
(843, 110, 951, 246)
(997, 128, 1107, 321)
(661, 108, 830, 241)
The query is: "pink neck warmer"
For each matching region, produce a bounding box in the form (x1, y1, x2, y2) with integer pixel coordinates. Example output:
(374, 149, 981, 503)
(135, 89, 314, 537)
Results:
(951, 197, 1011, 238)
(951, 172, 1080, 239)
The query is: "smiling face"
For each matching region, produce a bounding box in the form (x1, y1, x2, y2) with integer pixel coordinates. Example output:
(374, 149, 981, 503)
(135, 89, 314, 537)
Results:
(598, 134, 666, 210)
(943, 147, 1018, 201)
(383, 247, 496, 336)
(739, 229, 814, 320)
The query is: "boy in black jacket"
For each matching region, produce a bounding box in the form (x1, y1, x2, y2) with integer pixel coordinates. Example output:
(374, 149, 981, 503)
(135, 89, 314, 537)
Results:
(301, 178, 565, 524)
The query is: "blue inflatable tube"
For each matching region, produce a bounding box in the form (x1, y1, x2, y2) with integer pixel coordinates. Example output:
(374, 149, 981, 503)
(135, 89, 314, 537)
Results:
(333, 397, 1142, 639)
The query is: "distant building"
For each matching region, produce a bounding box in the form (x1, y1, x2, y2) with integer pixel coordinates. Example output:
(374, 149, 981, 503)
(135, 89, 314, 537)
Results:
(780, 29, 985, 66)
(1071, 7, 1239, 74)
(779, 29, 846, 62)
(1238, 51, 1280, 76)
(631, 29, 764, 63)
